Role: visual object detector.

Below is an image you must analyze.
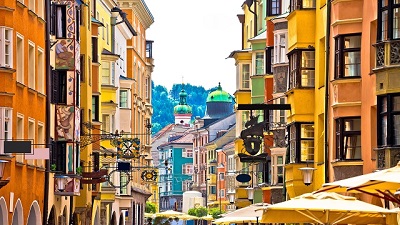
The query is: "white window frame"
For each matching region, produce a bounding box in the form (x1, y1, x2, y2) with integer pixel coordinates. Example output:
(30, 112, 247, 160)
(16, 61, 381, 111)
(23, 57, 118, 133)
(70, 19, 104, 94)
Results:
(37, 0, 44, 18)
(271, 148, 286, 185)
(16, 114, 24, 163)
(102, 114, 110, 133)
(240, 63, 250, 89)
(36, 122, 45, 167)
(254, 51, 265, 75)
(0, 27, 13, 68)
(0, 108, 13, 155)
(16, 33, 24, 83)
(119, 89, 129, 108)
(274, 31, 288, 64)
(29, 0, 35, 12)
(182, 148, 193, 158)
(28, 40, 35, 89)
(27, 118, 35, 166)
(37, 47, 45, 93)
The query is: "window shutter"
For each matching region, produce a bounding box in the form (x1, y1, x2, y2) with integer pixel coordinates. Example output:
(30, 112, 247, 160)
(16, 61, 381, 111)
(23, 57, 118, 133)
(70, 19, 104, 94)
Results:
(51, 70, 59, 104)
(50, 3, 56, 35)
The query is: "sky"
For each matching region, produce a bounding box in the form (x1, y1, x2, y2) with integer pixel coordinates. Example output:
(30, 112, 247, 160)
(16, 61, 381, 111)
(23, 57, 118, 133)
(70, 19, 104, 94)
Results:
(145, 0, 245, 95)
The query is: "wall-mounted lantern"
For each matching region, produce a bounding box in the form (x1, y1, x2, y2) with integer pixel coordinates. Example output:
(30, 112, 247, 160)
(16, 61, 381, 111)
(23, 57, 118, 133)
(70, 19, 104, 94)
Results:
(245, 186, 255, 202)
(299, 167, 316, 186)
(227, 190, 236, 204)
(55, 174, 69, 192)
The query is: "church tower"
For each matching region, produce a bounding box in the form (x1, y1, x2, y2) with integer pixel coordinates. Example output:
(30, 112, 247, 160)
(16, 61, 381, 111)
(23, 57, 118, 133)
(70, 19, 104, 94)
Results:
(173, 84, 192, 126)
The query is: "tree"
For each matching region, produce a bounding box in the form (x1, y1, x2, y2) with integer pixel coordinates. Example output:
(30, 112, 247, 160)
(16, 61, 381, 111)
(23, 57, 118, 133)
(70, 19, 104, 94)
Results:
(187, 206, 208, 217)
(145, 202, 157, 213)
(208, 207, 224, 219)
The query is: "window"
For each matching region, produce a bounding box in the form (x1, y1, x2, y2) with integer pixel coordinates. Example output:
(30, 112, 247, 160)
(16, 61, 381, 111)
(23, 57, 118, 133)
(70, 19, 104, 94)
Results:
(28, 42, 35, 89)
(29, 0, 35, 11)
(378, 94, 400, 146)
(80, 55, 85, 82)
(102, 62, 110, 84)
(265, 47, 274, 74)
(257, 1, 264, 31)
(145, 77, 150, 99)
(182, 148, 193, 158)
(92, 37, 98, 62)
(16, 115, 24, 163)
(255, 52, 264, 75)
(50, 141, 67, 173)
(106, 24, 109, 44)
(241, 64, 250, 89)
(0, 108, 12, 155)
(37, 48, 44, 93)
(335, 117, 361, 160)
(120, 90, 128, 108)
(37, 0, 43, 18)
(335, 34, 361, 78)
(102, 114, 110, 132)
(378, 0, 400, 41)
(53, 5, 67, 38)
(274, 32, 287, 64)
(182, 164, 193, 174)
(75, 6, 80, 42)
(92, 96, 99, 121)
(289, 123, 314, 163)
(288, 50, 315, 89)
(0, 27, 13, 68)
(290, 0, 316, 11)
(101, 61, 115, 85)
(27, 119, 35, 166)
(51, 70, 67, 104)
(37, 123, 45, 167)
(210, 186, 216, 195)
(16, 34, 23, 83)
(268, 0, 281, 16)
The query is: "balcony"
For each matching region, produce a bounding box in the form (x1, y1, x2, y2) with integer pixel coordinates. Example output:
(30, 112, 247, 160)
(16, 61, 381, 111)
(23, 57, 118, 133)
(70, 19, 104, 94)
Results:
(374, 40, 400, 95)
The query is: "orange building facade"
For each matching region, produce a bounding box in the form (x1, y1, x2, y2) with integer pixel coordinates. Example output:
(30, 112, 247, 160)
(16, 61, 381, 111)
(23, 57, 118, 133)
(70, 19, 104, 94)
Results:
(0, 0, 47, 224)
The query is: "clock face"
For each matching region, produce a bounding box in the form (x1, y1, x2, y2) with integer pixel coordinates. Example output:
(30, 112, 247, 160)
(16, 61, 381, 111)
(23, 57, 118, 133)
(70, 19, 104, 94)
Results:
(141, 170, 158, 182)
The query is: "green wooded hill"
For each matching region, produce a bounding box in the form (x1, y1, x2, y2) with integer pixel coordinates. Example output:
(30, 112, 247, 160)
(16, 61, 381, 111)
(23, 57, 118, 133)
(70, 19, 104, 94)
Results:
(151, 82, 216, 134)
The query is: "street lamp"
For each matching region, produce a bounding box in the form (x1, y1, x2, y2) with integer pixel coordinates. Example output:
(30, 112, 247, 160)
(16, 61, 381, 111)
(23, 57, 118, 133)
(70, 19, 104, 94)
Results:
(227, 190, 235, 204)
(245, 186, 255, 203)
(299, 166, 316, 186)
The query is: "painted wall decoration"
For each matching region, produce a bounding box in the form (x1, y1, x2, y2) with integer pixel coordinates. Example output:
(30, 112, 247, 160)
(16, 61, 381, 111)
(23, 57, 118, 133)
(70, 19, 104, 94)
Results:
(75, 107, 80, 142)
(67, 71, 75, 104)
(56, 105, 75, 141)
(55, 39, 75, 70)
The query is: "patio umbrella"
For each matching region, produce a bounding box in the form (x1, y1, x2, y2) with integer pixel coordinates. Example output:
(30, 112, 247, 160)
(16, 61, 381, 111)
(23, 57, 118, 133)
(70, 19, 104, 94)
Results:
(347, 162, 400, 204)
(213, 203, 266, 225)
(260, 192, 397, 225)
(315, 169, 386, 193)
(199, 214, 214, 221)
(155, 210, 185, 218)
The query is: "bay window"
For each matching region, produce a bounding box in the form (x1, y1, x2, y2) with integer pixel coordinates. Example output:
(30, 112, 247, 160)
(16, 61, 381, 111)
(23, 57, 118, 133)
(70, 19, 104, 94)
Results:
(335, 117, 361, 160)
(51, 70, 67, 104)
(378, 94, 400, 146)
(288, 50, 315, 89)
(378, 0, 400, 41)
(335, 34, 361, 78)
(289, 123, 314, 163)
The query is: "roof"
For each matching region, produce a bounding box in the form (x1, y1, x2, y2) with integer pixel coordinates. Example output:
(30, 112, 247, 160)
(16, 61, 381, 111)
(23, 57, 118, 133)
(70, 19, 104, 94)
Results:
(249, 30, 266, 41)
(151, 124, 174, 142)
(157, 133, 195, 148)
(91, 17, 104, 27)
(206, 83, 232, 103)
(271, 12, 289, 21)
(226, 48, 251, 58)
(119, 75, 135, 81)
(102, 48, 120, 57)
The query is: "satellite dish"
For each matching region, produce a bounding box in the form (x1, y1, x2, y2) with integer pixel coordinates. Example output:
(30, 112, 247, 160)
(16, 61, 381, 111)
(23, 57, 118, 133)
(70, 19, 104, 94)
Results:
(236, 174, 251, 183)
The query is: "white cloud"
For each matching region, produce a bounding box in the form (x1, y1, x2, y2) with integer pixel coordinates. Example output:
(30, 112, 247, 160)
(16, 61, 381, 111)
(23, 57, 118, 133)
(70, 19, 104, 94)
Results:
(145, 0, 244, 94)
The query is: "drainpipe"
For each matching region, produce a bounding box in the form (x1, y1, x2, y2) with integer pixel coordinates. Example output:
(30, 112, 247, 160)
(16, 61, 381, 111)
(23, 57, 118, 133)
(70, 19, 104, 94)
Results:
(43, 0, 51, 224)
(324, 0, 332, 184)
